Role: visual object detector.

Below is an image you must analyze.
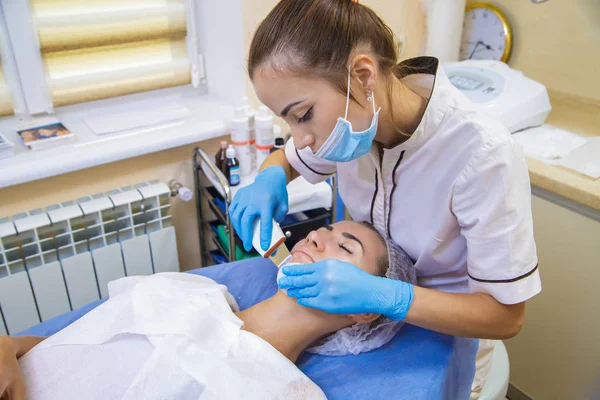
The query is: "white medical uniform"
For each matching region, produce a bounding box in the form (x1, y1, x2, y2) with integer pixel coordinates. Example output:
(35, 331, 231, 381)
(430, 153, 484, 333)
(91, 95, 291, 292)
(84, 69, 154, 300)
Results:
(285, 57, 541, 393)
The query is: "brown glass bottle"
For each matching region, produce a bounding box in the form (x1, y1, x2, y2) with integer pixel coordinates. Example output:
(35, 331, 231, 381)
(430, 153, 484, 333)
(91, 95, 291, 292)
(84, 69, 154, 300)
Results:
(215, 140, 228, 173)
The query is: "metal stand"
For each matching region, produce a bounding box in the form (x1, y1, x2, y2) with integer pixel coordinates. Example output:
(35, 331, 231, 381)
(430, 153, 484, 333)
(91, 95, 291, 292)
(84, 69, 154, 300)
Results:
(193, 147, 337, 266)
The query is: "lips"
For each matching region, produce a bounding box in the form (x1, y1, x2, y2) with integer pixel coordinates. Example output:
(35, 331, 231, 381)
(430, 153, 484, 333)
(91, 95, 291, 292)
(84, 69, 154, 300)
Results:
(291, 247, 315, 264)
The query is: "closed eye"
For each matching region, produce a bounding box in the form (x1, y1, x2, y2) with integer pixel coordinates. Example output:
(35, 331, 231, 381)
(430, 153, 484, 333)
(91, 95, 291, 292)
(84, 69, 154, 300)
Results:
(297, 106, 313, 124)
(339, 242, 353, 254)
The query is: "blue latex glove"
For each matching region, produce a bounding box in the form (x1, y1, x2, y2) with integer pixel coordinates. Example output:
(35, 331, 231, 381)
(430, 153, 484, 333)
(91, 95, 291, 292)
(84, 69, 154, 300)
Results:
(229, 166, 289, 252)
(278, 259, 414, 321)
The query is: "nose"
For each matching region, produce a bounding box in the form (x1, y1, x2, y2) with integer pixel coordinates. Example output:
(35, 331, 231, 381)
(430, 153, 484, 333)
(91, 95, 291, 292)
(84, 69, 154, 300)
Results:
(291, 127, 314, 150)
(306, 229, 328, 253)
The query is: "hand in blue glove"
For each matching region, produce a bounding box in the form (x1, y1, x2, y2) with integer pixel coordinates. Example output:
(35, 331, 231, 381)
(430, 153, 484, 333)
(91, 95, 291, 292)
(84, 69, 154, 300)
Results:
(278, 259, 414, 321)
(229, 166, 288, 252)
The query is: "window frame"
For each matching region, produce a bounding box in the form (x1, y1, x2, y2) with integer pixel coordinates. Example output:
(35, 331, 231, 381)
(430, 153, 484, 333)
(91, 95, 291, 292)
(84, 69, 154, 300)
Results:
(1, 0, 52, 115)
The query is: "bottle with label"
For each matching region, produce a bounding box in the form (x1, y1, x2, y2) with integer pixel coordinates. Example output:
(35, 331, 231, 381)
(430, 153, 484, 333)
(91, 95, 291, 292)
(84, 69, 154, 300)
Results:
(225, 145, 240, 186)
(241, 97, 256, 171)
(231, 106, 252, 177)
(270, 137, 285, 154)
(215, 140, 228, 172)
(255, 105, 274, 169)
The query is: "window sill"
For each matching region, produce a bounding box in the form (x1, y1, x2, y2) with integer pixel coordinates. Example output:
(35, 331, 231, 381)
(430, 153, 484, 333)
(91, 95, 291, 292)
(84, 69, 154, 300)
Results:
(0, 86, 234, 189)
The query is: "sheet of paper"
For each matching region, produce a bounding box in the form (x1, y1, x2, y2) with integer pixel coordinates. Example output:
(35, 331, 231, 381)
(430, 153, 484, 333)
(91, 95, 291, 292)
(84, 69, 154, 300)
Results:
(513, 125, 588, 161)
(84, 103, 191, 136)
(554, 138, 600, 179)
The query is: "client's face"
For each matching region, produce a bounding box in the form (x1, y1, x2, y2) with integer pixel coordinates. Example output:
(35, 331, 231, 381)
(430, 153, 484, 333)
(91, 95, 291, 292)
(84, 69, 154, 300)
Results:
(289, 221, 385, 275)
(20, 130, 38, 143)
(39, 128, 57, 137)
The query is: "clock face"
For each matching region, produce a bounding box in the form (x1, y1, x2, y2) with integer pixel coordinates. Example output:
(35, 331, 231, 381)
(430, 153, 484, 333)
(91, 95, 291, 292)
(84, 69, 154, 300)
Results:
(460, 7, 510, 62)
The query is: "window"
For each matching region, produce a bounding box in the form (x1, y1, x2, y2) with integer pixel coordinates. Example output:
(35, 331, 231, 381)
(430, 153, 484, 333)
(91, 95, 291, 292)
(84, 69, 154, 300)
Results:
(0, 0, 247, 187)
(1, 0, 246, 120)
(0, 59, 13, 116)
(30, 0, 192, 108)
(0, 0, 198, 115)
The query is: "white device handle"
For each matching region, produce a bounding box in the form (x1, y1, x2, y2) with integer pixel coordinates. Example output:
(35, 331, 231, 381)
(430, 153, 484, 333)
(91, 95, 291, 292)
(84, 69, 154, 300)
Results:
(251, 217, 286, 258)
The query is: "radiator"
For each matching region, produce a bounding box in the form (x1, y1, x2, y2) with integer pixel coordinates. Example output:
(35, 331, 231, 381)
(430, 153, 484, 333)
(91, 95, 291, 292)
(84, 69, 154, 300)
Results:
(0, 181, 179, 335)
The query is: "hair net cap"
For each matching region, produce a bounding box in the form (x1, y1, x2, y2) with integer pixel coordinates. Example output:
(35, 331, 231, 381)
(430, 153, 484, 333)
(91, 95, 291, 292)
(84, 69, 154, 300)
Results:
(305, 239, 416, 356)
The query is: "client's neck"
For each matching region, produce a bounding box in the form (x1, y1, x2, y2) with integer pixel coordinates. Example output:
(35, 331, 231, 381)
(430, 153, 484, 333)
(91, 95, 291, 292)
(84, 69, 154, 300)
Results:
(236, 291, 351, 363)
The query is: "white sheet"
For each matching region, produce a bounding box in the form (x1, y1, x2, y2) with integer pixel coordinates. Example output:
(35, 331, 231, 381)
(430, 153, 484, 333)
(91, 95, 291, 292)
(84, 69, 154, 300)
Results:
(19, 273, 326, 400)
(84, 102, 191, 136)
(512, 124, 588, 161)
(513, 125, 600, 179)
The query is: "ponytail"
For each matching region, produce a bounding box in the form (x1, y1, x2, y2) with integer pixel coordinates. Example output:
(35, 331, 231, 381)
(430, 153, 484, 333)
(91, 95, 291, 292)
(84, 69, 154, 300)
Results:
(249, 0, 419, 136)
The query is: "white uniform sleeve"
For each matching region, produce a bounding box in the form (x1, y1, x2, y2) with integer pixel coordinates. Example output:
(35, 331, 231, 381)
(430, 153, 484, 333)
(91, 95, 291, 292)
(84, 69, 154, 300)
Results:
(284, 138, 337, 184)
(452, 134, 541, 304)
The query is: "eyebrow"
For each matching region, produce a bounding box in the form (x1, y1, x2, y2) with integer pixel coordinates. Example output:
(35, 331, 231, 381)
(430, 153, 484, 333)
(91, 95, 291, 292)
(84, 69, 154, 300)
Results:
(324, 225, 365, 253)
(280, 100, 304, 117)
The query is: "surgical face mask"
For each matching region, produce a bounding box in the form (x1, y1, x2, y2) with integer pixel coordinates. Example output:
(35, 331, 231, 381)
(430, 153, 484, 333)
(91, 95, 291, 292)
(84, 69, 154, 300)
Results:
(314, 68, 380, 162)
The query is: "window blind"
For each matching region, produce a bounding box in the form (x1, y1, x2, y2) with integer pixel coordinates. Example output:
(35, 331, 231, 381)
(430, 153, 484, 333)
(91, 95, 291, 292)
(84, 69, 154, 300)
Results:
(30, 0, 191, 107)
(0, 62, 13, 116)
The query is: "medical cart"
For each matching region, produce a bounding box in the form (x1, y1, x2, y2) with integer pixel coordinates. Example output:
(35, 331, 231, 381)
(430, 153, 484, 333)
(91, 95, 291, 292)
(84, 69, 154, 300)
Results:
(193, 148, 338, 266)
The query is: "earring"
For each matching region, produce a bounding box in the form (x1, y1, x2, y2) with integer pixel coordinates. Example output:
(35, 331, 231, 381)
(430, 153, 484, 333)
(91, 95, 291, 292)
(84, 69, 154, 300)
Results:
(367, 91, 373, 102)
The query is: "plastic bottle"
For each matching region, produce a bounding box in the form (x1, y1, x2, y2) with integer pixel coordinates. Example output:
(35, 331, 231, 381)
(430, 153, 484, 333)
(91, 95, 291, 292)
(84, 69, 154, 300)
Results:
(270, 137, 285, 154)
(241, 97, 257, 171)
(224, 145, 240, 186)
(215, 140, 228, 172)
(231, 106, 252, 176)
(255, 105, 274, 169)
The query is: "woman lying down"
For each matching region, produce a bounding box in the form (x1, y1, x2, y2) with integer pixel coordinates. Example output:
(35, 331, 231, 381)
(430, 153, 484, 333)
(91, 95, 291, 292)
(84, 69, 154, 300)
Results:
(0, 221, 415, 400)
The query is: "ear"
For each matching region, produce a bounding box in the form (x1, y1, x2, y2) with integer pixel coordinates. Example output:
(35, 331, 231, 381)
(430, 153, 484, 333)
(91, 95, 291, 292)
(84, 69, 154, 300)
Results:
(349, 54, 378, 94)
(348, 313, 381, 324)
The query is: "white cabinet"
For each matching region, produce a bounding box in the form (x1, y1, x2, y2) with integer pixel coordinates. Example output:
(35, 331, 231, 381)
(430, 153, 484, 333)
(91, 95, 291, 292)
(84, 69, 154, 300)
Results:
(506, 190, 600, 399)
